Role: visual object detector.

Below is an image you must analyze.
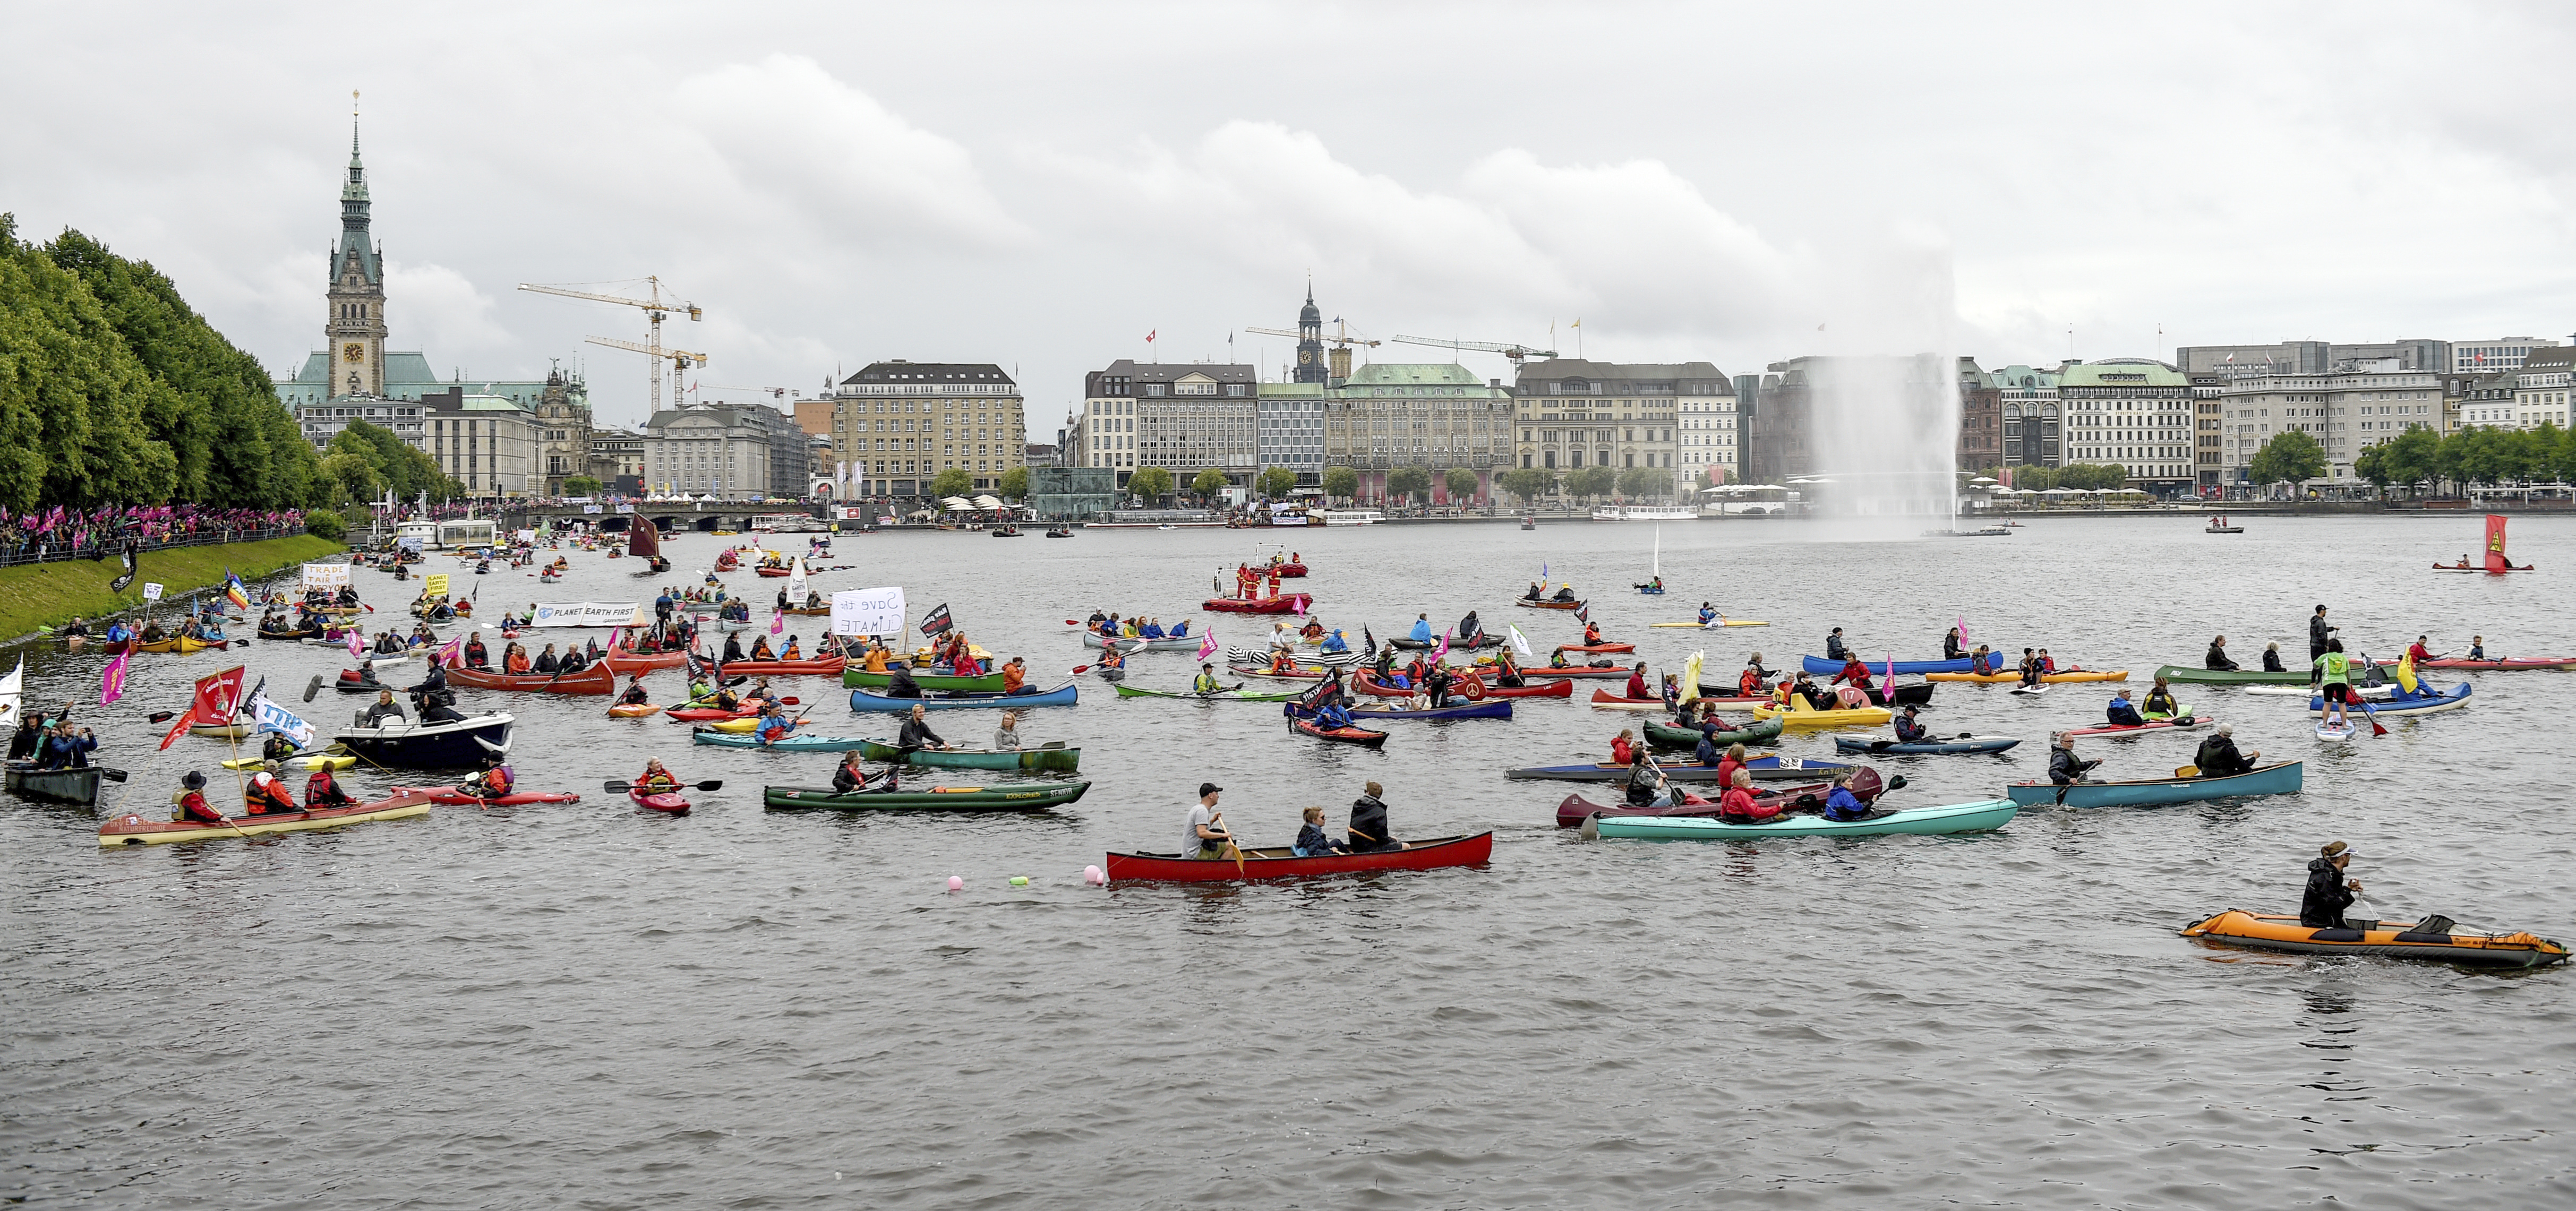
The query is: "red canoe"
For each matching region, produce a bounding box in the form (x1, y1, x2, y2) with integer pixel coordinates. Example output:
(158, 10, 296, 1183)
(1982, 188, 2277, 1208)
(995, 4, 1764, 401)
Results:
(1288, 717, 1387, 746)
(446, 662, 618, 695)
(1351, 671, 1576, 700)
(1509, 665, 1631, 679)
(754, 567, 792, 578)
(391, 785, 585, 806)
(702, 656, 848, 677)
(1589, 689, 1663, 707)
(1513, 599, 1585, 611)
(1203, 594, 1310, 614)
(601, 648, 691, 673)
(1104, 831, 1492, 882)
(630, 787, 690, 813)
(1554, 642, 1637, 655)
(1271, 562, 1308, 578)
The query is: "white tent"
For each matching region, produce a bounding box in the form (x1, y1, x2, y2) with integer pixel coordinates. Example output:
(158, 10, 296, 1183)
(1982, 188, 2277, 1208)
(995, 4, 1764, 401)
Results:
(940, 496, 975, 510)
(972, 495, 1004, 510)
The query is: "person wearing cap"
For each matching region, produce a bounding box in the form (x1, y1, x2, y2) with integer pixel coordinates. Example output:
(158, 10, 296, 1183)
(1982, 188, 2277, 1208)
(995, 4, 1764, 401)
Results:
(1347, 780, 1404, 853)
(2301, 841, 2362, 929)
(2192, 724, 2257, 777)
(1185, 783, 1234, 859)
(1192, 663, 1225, 696)
(244, 760, 300, 815)
(173, 770, 228, 826)
(1892, 703, 1929, 744)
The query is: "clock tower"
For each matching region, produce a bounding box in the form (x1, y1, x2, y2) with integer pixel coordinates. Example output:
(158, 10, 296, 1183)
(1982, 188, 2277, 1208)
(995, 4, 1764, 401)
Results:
(325, 100, 388, 399)
(1292, 282, 1327, 384)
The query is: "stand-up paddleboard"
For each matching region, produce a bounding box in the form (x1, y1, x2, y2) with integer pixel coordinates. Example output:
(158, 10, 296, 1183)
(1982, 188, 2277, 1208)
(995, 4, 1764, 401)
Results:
(2316, 719, 2358, 743)
(2008, 683, 2049, 696)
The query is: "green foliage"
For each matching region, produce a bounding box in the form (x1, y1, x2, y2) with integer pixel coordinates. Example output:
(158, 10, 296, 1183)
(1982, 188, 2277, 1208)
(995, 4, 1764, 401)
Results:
(2249, 430, 2327, 486)
(930, 467, 974, 500)
(1615, 465, 1666, 498)
(1385, 465, 1432, 501)
(1191, 468, 1229, 499)
(1127, 466, 1173, 502)
(561, 475, 601, 497)
(1497, 467, 1557, 502)
(1320, 465, 1358, 502)
(302, 509, 345, 541)
(328, 420, 455, 505)
(1444, 467, 1479, 502)
(1256, 466, 1298, 499)
(1565, 465, 1618, 501)
(997, 466, 1029, 500)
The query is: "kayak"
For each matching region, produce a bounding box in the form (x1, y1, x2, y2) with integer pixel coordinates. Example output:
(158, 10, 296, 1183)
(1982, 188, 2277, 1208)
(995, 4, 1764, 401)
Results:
(2006, 760, 2303, 808)
(1228, 664, 1331, 681)
(1103, 832, 1493, 883)
(1832, 735, 2019, 755)
(392, 785, 584, 806)
(189, 724, 252, 740)
(2062, 717, 2204, 737)
(447, 663, 618, 694)
(629, 786, 690, 813)
(762, 781, 1092, 811)
(691, 731, 872, 752)
(1649, 620, 1771, 628)
(843, 667, 1008, 692)
(665, 706, 765, 722)
(2179, 909, 2569, 968)
(600, 649, 692, 673)
(700, 715, 813, 734)
(1552, 769, 1887, 826)
(99, 791, 435, 846)
(1477, 678, 1576, 699)
(850, 681, 1078, 711)
(707, 656, 848, 677)
(2153, 665, 2309, 685)
(1751, 699, 1893, 729)
(2309, 681, 2470, 716)
(221, 754, 358, 771)
(1801, 654, 1990, 676)
(1639, 717, 1788, 749)
(1552, 642, 1637, 655)
(1112, 682, 1303, 702)
(1289, 701, 1510, 722)
(2371, 656, 2576, 671)
(1582, 798, 2019, 839)
(1082, 632, 1204, 652)
(608, 703, 663, 718)
(1289, 717, 1387, 746)
(1924, 668, 2127, 684)
(1505, 750, 1845, 783)
(138, 637, 230, 655)
(1201, 594, 1310, 614)
(1513, 599, 1585, 611)
(853, 740, 1083, 770)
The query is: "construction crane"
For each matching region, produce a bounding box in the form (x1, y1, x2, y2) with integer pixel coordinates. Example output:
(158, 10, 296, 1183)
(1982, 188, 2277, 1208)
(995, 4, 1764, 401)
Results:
(688, 384, 792, 403)
(1244, 318, 1380, 349)
(1390, 334, 1559, 363)
(518, 277, 702, 413)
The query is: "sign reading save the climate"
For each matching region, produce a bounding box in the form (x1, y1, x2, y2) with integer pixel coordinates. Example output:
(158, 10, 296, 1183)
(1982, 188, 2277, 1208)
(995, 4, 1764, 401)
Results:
(829, 587, 906, 637)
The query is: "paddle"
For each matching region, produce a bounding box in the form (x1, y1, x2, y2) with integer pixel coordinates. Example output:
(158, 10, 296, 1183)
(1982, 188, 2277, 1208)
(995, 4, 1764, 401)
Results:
(602, 777, 724, 794)
(302, 674, 324, 703)
(2361, 700, 2388, 737)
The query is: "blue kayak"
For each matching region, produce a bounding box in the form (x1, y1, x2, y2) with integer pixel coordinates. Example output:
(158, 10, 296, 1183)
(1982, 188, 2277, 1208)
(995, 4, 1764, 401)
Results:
(1286, 700, 1512, 722)
(850, 680, 1078, 712)
(2006, 760, 2303, 808)
(1833, 735, 2020, 755)
(2308, 681, 2470, 715)
(691, 731, 871, 751)
(1802, 654, 1993, 676)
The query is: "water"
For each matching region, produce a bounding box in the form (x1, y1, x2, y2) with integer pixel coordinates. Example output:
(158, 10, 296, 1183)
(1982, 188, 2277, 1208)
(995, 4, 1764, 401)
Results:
(6, 516, 2573, 1208)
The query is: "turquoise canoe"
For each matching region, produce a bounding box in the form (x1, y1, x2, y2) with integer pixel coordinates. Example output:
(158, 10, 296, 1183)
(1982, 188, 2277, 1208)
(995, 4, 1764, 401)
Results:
(690, 731, 871, 752)
(1583, 798, 2019, 839)
(2005, 760, 2304, 808)
(850, 681, 1077, 711)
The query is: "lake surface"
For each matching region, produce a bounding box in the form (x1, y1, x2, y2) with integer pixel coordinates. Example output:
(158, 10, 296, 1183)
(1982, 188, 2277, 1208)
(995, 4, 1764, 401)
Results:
(5, 514, 2572, 1208)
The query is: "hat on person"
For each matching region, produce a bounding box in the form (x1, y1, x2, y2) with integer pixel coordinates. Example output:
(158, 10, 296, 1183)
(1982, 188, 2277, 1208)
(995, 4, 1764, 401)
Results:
(1199, 781, 1222, 797)
(182, 770, 207, 789)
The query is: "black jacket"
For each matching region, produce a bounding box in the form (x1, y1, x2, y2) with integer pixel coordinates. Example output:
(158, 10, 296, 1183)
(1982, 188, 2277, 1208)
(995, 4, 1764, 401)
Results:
(2205, 643, 2238, 671)
(2262, 649, 2286, 672)
(2310, 614, 2331, 652)
(2048, 747, 2085, 785)
(2300, 857, 2355, 928)
(1825, 634, 1850, 660)
(885, 667, 922, 698)
(896, 717, 944, 749)
(1347, 794, 1395, 852)
(2193, 735, 2250, 777)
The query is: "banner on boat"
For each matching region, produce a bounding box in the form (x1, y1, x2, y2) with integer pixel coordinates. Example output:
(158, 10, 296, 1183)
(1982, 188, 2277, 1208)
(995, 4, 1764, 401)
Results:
(422, 573, 451, 598)
(531, 602, 646, 628)
(301, 561, 352, 589)
(249, 695, 316, 747)
(829, 587, 906, 637)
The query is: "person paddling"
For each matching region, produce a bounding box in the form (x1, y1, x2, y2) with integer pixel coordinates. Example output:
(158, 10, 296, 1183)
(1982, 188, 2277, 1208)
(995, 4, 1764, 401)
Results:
(896, 703, 949, 753)
(2192, 724, 2257, 777)
(2048, 733, 2095, 785)
(172, 770, 228, 827)
(1185, 783, 1234, 860)
(2300, 840, 2361, 929)
(1346, 780, 1403, 852)
(1892, 704, 1928, 743)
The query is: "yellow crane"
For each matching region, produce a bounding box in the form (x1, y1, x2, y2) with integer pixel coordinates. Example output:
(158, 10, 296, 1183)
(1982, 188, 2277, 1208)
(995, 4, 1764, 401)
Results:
(517, 277, 703, 413)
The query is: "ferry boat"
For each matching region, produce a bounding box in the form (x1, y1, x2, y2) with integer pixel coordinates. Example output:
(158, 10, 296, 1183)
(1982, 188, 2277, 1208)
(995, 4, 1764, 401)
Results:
(1319, 509, 1385, 527)
(1589, 504, 1700, 522)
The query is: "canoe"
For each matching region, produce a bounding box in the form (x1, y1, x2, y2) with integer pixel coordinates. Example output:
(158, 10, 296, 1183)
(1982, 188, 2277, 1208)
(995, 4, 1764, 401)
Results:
(843, 667, 1009, 692)
(1333, 700, 1511, 721)
(1103, 832, 1493, 883)
(854, 740, 1083, 770)
(700, 715, 813, 734)
(2005, 760, 2304, 808)
(692, 731, 870, 751)
(755, 566, 792, 577)
(2179, 909, 2569, 968)
(1112, 682, 1303, 702)
(332, 714, 515, 768)
(1924, 668, 2127, 684)
(220, 754, 356, 771)
(600, 649, 692, 673)
(2432, 562, 2534, 573)
(1833, 735, 2019, 755)
(705, 656, 848, 677)
(390, 785, 584, 806)
(781, 606, 832, 616)
(1202, 595, 1310, 614)
(630, 787, 690, 813)
(1751, 699, 1893, 729)
(2371, 656, 2576, 671)
(1552, 769, 1886, 827)
(187, 723, 252, 740)
(2310, 681, 2470, 715)
(1388, 634, 1501, 650)
(1473, 677, 1575, 700)
(1081, 632, 1205, 651)
(1505, 751, 1844, 783)
(1649, 620, 1772, 628)
(2153, 664, 2309, 685)
(1496, 664, 1631, 679)
(1289, 717, 1387, 746)
(762, 780, 1092, 811)
(1512, 599, 1585, 610)
(1582, 798, 2019, 840)
(1802, 655, 1989, 676)
(2062, 717, 2204, 738)
(446, 662, 618, 695)
(5, 763, 116, 805)
(608, 703, 663, 718)
(1639, 717, 1788, 749)
(849, 681, 1077, 711)
(1588, 690, 1672, 711)
(99, 790, 436, 846)
(1552, 642, 1637, 655)
(665, 706, 763, 722)
(1228, 663, 1330, 681)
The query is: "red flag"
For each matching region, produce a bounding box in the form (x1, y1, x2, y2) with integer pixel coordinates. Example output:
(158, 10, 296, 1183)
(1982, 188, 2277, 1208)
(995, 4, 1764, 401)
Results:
(2485, 514, 2510, 572)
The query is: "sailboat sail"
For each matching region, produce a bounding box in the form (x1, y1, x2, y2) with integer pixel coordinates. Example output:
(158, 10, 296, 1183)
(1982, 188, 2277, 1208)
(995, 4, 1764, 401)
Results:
(787, 556, 808, 602)
(1651, 526, 1661, 578)
(627, 519, 661, 561)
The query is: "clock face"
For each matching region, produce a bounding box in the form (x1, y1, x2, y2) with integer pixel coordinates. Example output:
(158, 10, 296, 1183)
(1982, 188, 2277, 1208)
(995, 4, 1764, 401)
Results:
(1298, 351, 1314, 364)
(342, 342, 365, 364)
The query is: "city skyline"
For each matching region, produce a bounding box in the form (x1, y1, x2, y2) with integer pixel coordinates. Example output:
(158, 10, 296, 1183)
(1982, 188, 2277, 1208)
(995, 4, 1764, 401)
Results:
(5, 4, 2573, 428)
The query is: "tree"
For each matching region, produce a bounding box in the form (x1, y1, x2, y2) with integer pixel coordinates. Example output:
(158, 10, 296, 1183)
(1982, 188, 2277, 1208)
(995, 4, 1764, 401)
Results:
(1385, 465, 1432, 502)
(331, 420, 456, 504)
(1498, 467, 1557, 504)
(561, 475, 601, 497)
(1128, 466, 1173, 502)
(1257, 466, 1298, 500)
(2352, 443, 2389, 491)
(1615, 465, 1664, 499)
(2376, 426, 2440, 492)
(2249, 431, 2327, 488)
(931, 467, 974, 500)
(1321, 465, 1358, 503)
(1567, 465, 1617, 501)
(998, 466, 1029, 500)
(1443, 467, 1479, 504)
(318, 449, 384, 509)
(1191, 468, 1229, 500)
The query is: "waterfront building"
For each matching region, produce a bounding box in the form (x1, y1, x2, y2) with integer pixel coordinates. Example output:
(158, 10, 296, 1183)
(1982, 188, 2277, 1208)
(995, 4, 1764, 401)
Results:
(818, 361, 1028, 497)
(2218, 366, 2442, 485)
(2509, 346, 2574, 430)
(2450, 337, 2560, 374)
(2056, 359, 2196, 495)
(2176, 338, 2451, 378)
(1957, 357, 2002, 474)
(1990, 364, 2060, 469)
(1257, 382, 1327, 487)
(425, 393, 540, 497)
(1080, 362, 1257, 489)
(640, 403, 777, 498)
(2190, 372, 2228, 489)
(1329, 362, 1515, 504)
(1510, 359, 1708, 492)
(588, 429, 647, 496)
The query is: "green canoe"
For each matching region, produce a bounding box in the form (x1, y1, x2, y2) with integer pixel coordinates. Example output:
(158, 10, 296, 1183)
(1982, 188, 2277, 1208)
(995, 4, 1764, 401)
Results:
(763, 780, 1091, 811)
(853, 740, 1083, 771)
(1641, 716, 1787, 750)
(1112, 682, 1303, 702)
(842, 667, 1008, 692)
(2153, 664, 2309, 685)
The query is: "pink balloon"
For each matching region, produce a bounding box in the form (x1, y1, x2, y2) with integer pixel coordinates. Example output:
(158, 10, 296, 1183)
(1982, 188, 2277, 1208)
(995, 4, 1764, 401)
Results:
(946, 875, 963, 892)
(1084, 865, 1106, 886)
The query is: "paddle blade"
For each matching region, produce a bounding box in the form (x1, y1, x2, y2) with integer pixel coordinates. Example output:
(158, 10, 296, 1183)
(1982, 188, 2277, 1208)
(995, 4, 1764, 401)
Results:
(2174, 765, 2200, 778)
(1885, 775, 1908, 792)
(603, 780, 632, 792)
(302, 675, 323, 703)
(694, 779, 724, 791)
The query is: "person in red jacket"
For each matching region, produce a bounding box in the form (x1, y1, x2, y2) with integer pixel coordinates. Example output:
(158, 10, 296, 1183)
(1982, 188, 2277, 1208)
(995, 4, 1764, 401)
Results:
(174, 770, 228, 825)
(1832, 657, 1877, 700)
(1608, 728, 1637, 766)
(306, 764, 356, 810)
(1718, 768, 1778, 821)
(1623, 661, 1650, 700)
(244, 762, 300, 815)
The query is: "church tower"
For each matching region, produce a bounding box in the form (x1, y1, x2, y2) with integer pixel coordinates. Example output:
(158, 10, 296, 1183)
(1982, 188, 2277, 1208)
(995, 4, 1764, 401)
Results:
(326, 101, 388, 399)
(1293, 282, 1326, 384)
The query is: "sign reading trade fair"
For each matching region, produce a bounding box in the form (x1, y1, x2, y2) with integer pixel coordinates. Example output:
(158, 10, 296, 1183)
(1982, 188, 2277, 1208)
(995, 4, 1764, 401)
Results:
(530, 602, 645, 628)
(301, 561, 352, 589)
(829, 587, 906, 638)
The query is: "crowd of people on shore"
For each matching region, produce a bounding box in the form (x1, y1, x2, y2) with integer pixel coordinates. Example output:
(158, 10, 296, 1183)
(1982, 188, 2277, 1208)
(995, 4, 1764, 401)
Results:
(0, 504, 307, 564)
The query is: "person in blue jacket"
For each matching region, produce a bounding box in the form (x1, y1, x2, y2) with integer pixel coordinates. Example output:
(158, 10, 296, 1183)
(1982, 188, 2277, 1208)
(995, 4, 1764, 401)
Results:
(1407, 614, 1434, 645)
(1892, 705, 1928, 743)
(2105, 689, 2145, 727)
(1821, 771, 1870, 821)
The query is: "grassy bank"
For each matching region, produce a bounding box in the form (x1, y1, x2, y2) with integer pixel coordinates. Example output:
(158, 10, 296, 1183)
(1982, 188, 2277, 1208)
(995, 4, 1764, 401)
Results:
(0, 534, 345, 643)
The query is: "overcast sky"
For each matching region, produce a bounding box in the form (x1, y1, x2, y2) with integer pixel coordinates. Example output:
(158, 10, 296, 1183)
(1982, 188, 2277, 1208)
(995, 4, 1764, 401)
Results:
(7, 2, 2572, 430)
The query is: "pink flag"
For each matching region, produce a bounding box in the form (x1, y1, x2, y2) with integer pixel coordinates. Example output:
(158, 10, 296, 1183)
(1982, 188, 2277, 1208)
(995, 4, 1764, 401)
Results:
(771, 608, 784, 636)
(1955, 614, 1969, 643)
(348, 626, 365, 658)
(1886, 655, 1895, 691)
(1294, 595, 1308, 616)
(1196, 628, 1218, 662)
(436, 635, 464, 667)
(100, 650, 130, 706)
(1431, 628, 1451, 665)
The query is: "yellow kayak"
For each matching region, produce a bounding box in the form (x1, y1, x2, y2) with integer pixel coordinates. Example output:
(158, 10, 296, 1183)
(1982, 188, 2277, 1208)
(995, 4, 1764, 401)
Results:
(1649, 620, 1771, 628)
(139, 637, 224, 654)
(221, 754, 358, 772)
(703, 716, 814, 734)
(1751, 698, 1893, 729)
(1924, 668, 2129, 684)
